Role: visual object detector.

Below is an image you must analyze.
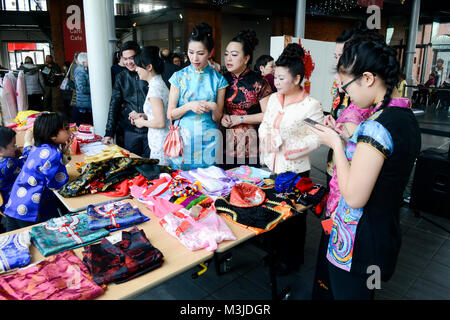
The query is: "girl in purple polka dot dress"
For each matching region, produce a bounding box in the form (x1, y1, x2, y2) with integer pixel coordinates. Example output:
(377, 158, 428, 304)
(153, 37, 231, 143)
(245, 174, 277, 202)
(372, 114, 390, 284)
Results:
(4, 113, 72, 232)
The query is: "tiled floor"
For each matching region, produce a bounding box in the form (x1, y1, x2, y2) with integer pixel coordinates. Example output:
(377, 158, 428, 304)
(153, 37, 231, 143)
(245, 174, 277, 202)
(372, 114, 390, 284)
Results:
(131, 105, 450, 300)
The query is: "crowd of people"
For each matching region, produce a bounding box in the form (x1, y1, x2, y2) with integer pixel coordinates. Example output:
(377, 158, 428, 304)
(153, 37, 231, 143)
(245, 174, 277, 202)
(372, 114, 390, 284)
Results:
(0, 20, 422, 300)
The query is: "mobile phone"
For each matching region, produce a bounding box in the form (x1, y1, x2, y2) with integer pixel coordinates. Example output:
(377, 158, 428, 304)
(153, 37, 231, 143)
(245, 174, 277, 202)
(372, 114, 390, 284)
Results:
(303, 118, 320, 127)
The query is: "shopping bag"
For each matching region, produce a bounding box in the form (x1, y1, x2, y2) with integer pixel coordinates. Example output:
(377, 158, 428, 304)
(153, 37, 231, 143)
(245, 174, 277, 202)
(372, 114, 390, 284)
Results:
(163, 118, 183, 158)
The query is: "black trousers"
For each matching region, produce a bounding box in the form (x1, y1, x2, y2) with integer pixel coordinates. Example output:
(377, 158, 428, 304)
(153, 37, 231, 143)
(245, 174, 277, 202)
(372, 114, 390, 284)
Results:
(311, 230, 334, 300)
(327, 261, 375, 300)
(121, 130, 150, 158)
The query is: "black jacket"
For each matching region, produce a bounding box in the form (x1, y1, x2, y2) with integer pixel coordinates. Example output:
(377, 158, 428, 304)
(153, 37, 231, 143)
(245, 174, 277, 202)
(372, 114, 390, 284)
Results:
(105, 69, 149, 137)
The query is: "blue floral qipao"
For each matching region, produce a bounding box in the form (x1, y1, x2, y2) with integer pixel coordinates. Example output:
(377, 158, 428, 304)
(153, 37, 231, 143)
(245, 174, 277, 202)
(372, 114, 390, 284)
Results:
(0, 230, 31, 274)
(169, 64, 228, 170)
(30, 213, 110, 257)
(0, 146, 31, 211)
(4, 144, 69, 222)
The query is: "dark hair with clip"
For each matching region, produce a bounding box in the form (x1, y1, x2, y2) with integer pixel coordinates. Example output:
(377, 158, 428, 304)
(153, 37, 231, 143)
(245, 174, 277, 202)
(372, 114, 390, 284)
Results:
(188, 22, 214, 52)
(0, 126, 16, 149)
(33, 112, 68, 147)
(337, 40, 399, 110)
(230, 29, 259, 66)
(134, 46, 164, 75)
(275, 43, 305, 83)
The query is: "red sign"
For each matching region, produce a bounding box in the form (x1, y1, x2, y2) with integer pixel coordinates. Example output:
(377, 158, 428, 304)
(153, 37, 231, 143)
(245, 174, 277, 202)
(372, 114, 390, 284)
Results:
(358, 0, 383, 9)
(7, 43, 37, 51)
(62, 5, 87, 62)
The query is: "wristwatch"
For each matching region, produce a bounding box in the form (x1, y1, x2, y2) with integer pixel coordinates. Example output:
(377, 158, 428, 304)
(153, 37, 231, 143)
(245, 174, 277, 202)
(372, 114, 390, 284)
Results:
(240, 115, 244, 124)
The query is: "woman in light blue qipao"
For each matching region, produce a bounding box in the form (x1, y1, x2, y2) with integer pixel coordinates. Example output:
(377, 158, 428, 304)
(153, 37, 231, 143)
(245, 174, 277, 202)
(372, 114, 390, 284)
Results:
(167, 22, 228, 170)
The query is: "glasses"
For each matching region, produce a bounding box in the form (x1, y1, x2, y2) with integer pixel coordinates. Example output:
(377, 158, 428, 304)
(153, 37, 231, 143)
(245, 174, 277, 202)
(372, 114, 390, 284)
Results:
(341, 75, 361, 94)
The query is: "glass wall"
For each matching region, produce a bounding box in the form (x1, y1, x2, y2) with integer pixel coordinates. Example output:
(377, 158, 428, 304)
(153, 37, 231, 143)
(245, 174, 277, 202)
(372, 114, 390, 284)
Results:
(0, 0, 47, 11)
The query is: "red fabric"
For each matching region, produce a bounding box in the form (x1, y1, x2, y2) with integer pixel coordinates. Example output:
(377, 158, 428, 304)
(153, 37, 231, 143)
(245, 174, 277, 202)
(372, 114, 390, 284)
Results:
(229, 183, 266, 208)
(100, 174, 148, 197)
(295, 177, 313, 193)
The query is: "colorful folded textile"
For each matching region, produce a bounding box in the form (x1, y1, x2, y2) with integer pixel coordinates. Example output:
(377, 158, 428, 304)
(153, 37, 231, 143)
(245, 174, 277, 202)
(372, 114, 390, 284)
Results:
(87, 200, 149, 231)
(0, 230, 31, 274)
(0, 250, 104, 300)
(226, 165, 271, 186)
(82, 227, 164, 285)
(30, 213, 110, 257)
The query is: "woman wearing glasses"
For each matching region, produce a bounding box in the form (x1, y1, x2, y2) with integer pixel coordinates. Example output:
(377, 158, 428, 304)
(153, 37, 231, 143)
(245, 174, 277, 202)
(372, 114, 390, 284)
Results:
(309, 40, 420, 299)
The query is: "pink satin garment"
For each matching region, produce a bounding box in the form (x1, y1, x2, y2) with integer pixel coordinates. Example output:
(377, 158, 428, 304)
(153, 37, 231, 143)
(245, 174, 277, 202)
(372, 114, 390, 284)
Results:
(130, 185, 184, 218)
(0, 250, 104, 300)
(1, 72, 18, 120)
(16, 70, 28, 112)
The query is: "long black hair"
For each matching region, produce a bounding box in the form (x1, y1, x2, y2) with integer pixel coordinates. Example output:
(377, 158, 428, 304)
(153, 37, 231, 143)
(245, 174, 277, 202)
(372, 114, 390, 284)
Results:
(33, 112, 68, 146)
(337, 40, 399, 110)
(134, 46, 164, 75)
(275, 43, 305, 83)
(230, 29, 259, 66)
(188, 22, 214, 52)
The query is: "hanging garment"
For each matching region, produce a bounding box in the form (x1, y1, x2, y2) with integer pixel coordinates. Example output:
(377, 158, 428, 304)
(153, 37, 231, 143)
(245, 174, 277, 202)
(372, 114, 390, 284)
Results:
(180, 166, 239, 198)
(226, 165, 271, 186)
(58, 157, 159, 198)
(82, 227, 164, 285)
(1, 72, 18, 120)
(15, 70, 28, 112)
(0, 230, 31, 274)
(0, 250, 105, 300)
(214, 183, 297, 234)
(30, 213, 110, 257)
(87, 200, 149, 231)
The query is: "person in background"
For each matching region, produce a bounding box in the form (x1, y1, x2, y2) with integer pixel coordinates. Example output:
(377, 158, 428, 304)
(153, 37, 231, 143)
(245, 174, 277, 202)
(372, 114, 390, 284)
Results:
(103, 41, 150, 158)
(172, 53, 182, 67)
(259, 43, 324, 275)
(310, 40, 421, 300)
(4, 112, 71, 232)
(254, 54, 276, 92)
(111, 50, 127, 86)
(59, 61, 74, 121)
(42, 55, 62, 112)
(129, 46, 170, 164)
(161, 48, 181, 90)
(73, 52, 93, 125)
(167, 22, 228, 170)
(0, 127, 33, 233)
(69, 52, 81, 121)
(221, 29, 272, 169)
(20, 56, 45, 111)
(397, 73, 407, 98)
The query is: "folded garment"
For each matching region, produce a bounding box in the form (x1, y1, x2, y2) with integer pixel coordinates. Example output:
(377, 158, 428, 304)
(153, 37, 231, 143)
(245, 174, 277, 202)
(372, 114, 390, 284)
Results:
(180, 166, 239, 198)
(0, 250, 104, 300)
(58, 157, 159, 197)
(82, 227, 164, 285)
(159, 204, 235, 251)
(226, 165, 271, 186)
(87, 200, 149, 231)
(30, 213, 110, 257)
(0, 230, 31, 274)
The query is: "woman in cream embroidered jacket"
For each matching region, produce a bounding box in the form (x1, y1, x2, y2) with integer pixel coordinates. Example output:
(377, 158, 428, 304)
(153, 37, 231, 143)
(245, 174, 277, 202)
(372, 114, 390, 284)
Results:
(259, 90, 324, 174)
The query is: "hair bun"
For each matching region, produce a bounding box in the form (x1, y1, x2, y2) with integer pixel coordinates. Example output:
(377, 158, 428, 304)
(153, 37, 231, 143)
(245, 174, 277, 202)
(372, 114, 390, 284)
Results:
(192, 22, 213, 38)
(281, 43, 305, 60)
(237, 29, 259, 51)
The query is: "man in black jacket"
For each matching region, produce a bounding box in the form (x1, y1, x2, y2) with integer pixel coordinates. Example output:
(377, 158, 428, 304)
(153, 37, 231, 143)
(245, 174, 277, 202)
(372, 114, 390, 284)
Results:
(103, 41, 150, 157)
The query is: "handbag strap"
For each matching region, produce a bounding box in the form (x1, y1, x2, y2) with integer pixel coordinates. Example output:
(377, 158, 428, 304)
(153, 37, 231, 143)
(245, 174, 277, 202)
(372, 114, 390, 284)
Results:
(168, 114, 181, 127)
